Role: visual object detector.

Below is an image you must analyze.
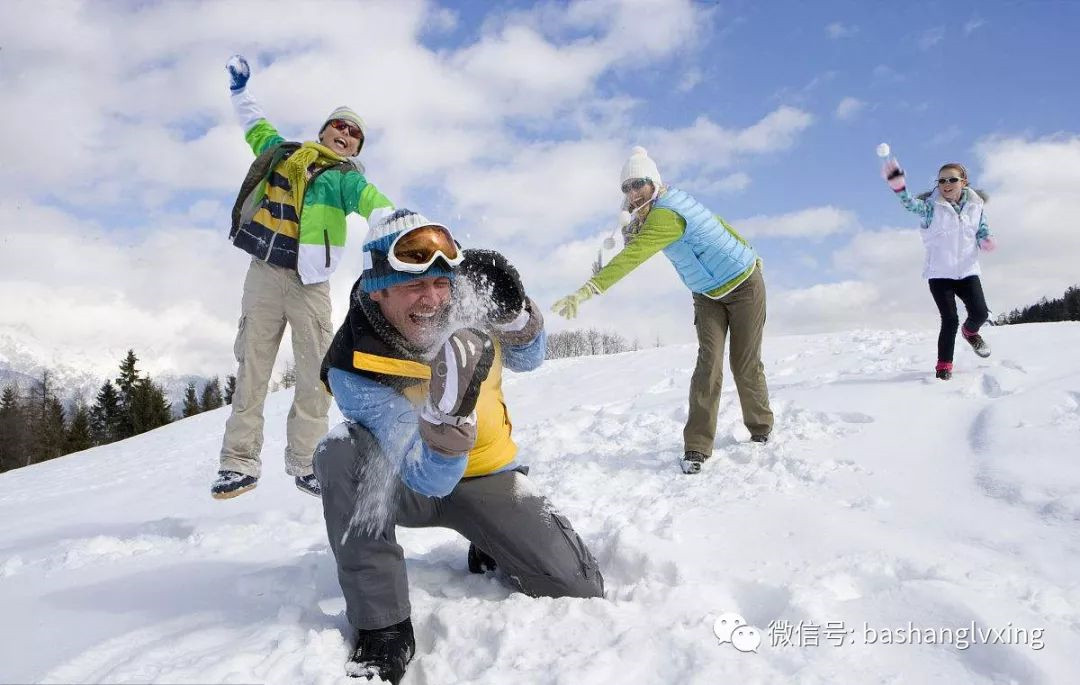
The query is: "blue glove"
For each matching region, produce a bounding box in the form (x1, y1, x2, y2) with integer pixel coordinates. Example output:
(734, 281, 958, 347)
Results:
(225, 54, 250, 92)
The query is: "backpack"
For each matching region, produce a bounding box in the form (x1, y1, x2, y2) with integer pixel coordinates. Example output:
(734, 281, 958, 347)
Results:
(229, 141, 356, 241)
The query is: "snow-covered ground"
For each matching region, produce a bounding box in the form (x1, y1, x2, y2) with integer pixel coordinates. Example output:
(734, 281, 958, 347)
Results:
(2, 323, 1079, 684)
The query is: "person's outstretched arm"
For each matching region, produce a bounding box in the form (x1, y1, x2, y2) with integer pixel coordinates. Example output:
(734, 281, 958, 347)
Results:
(225, 54, 284, 155)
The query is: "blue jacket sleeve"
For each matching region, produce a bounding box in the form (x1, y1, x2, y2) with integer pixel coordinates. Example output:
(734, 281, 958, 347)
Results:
(501, 329, 546, 372)
(326, 368, 467, 497)
(897, 190, 935, 229)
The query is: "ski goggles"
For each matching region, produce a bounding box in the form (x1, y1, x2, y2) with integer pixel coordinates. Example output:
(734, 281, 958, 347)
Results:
(387, 224, 464, 273)
(327, 119, 364, 139)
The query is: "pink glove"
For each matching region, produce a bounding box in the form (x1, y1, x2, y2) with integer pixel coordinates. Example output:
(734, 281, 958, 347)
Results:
(979, 236, 997, 252)
(881, 159, 906, 192)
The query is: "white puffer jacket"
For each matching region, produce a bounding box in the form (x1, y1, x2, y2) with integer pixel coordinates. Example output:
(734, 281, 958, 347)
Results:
(920, 189, 985, 280)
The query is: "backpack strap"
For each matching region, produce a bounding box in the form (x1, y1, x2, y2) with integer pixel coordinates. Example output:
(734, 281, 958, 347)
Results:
(229, 141, 302, 239)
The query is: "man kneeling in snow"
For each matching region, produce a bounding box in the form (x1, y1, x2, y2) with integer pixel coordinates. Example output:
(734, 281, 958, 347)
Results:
(314, 209, 605, 683)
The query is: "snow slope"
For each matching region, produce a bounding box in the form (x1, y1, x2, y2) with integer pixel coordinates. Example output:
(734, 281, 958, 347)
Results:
(2, 323, 1079, 684)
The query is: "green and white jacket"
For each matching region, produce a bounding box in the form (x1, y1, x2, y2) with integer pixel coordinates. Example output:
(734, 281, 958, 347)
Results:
(230, 90, 394, 284)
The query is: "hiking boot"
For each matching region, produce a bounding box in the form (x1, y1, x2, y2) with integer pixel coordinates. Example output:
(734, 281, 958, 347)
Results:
(345, 618, 415, 683)
(681, 451, 709, 475)
(750, 433, 770, 444)
(211, 470, 258, 500)
(963, 331, 991, 358)
(467, 543, 498, 574)
(295, 473, 322, 498)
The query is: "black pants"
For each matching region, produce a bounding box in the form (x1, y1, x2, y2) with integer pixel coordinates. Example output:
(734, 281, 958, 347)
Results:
(928, 275, 989, 363)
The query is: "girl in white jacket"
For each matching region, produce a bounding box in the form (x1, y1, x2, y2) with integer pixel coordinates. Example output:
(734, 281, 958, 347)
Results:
(883, 159, 996, 380)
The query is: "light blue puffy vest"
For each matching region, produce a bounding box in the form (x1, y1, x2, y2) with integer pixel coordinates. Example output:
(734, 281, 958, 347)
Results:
(654, 188, 757, 294)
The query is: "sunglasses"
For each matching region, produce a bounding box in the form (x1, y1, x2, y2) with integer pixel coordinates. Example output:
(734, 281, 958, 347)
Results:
(328, 119, 363, 139)
(387, 224, 464, 273)
(621, 178, 652, 194)
(937, 177, 963, 185)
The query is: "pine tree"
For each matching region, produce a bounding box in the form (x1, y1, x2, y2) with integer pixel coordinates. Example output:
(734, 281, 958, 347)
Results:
(182, 382, 201, 417)
(200, 376, 224, 411)
(115, 349, 140, 440)
(27, 372, 66, 465)
(0, 383, 27, 473)
(130, 377, 172, 434)
(224, 375, 237, 405)
(280, 362, 297, 389)
(90, 380, 123, 445)
(66, 401, 94, 454)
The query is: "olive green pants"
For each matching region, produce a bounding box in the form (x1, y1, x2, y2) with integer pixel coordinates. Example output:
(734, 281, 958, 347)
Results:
(684, 266, 773, 455)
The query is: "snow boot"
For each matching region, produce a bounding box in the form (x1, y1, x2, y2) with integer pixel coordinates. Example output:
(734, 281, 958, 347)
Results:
(346, 617, 415, 683)
(962, 328, 991, 358)
(295, 473, 322, 498)
(211, 470, 258, 499)
(750, 433, 770, 444)
(935, 361, 953, 381)
(681, 450, 709, 474)
(468, 543, 498, 574)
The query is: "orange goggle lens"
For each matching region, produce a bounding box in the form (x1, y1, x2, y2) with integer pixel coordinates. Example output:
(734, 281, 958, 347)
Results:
(391, 225, 461, 267)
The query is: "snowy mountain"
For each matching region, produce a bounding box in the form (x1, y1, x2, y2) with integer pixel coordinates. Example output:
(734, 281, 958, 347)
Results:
(1, 323, 1078, 684)
(0, 332, 104, 404)
(0, 330, 226, 416)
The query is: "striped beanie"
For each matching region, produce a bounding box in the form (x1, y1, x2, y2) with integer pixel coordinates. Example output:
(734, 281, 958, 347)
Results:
(360, 209, 457, 292)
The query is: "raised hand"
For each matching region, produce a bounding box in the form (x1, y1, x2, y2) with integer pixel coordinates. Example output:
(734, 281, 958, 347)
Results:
(225, 54, 250, 92)
(881, 158, 906, 192)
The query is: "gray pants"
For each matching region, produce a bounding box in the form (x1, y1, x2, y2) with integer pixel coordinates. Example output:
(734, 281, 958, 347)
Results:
(219, 258, 333, 478)
(684, 265, 773, 455)
(314, 423, 605, 631)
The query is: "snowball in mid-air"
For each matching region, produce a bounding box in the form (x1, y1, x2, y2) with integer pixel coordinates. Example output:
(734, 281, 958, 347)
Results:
(876, 143, 891, 158)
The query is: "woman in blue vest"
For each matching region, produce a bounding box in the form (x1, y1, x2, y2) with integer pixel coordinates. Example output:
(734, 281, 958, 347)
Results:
(553, 147, 774, 474)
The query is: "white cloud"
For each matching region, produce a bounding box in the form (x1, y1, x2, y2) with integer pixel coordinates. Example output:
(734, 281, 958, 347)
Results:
(736, 206, 858, 240)
(919, 26, 946, 50)
(835, 97, 867, 121)
(677, 69, 703, 93)
(963, 18, 985, 35)
(972, 134, 1080, 310)
(716, 172, 752, 193)
(647, 107, 813, 178)
(825, 22, 857, 39)
(773, 71, 838, 104)
(872, 65, 905, 82)
(928, 124, 962, 147)
(769, 281, 884, 334)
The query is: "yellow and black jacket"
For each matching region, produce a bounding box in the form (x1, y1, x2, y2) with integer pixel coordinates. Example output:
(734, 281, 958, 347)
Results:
(320, 283, 546, 495)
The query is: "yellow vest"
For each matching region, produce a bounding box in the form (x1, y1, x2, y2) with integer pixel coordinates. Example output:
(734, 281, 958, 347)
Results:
(351, 340, 517, 477)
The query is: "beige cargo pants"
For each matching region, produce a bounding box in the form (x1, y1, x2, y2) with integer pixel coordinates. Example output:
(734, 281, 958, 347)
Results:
(219, 258, 333, 478)
(684, 265, 774, 455)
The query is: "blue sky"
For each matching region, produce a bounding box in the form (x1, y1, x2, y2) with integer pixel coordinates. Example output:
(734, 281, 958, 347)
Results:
(1, 0, 1078, 379)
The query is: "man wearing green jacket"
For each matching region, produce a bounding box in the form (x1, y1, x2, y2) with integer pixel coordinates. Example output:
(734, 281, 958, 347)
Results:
(212, 55, 394, 499)
(553, 147, 773, 474)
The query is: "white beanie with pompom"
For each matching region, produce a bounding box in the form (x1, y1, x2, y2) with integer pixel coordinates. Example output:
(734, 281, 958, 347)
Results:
(620, 146, 662, 188)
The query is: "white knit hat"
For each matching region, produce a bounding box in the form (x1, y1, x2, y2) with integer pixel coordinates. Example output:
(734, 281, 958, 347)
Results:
(620, 146, 662, 188)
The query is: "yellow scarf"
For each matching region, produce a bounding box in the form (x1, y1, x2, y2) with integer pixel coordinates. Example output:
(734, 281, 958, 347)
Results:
(279, 142, 347, 210)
